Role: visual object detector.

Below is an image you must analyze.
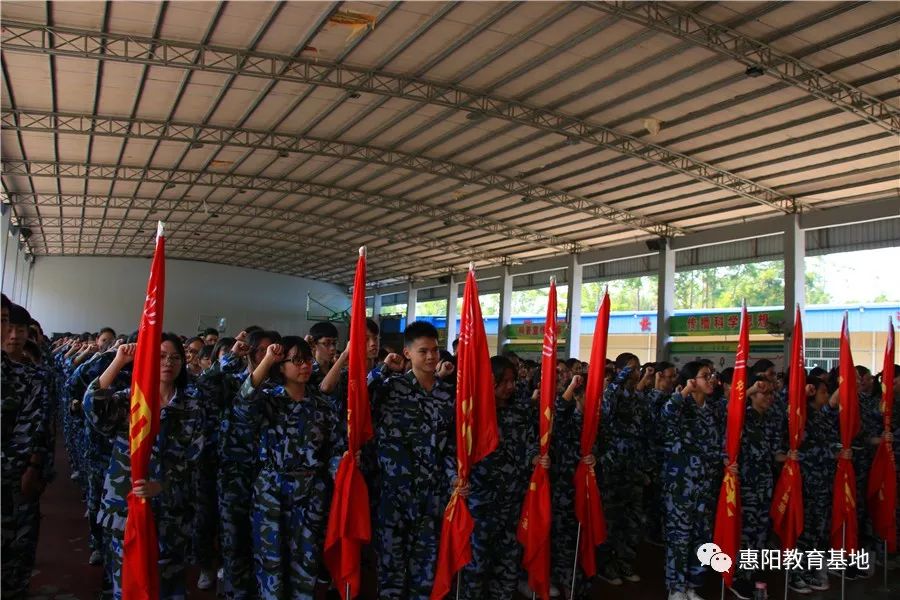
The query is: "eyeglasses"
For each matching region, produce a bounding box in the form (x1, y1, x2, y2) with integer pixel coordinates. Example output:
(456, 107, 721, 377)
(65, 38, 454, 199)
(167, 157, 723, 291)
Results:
(282, 356, 313, 366)
(160, 354, 183, 364)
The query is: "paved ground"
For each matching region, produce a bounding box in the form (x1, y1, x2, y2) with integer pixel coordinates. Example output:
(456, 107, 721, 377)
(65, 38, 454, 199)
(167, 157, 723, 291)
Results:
(29, 438, 898, 599)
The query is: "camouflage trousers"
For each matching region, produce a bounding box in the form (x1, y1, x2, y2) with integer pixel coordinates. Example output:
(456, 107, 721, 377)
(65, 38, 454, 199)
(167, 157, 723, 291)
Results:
(86, 458, 107, 552)
(107, 515, 189, 600)
(664, 480, 715, 593)
(460, 499, 521, 599)
(737, 480, 772, 582)
(219, 463, 255, 600)
(374, 487, 440, 600)
(599, 466, 646, 574)
(551, 477, 585, 596)
(251, 469, 328, 600)
(1, 484, 40, 600)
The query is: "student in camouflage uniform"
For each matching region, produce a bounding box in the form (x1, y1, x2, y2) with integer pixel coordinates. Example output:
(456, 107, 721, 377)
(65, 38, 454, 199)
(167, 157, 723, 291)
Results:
(234, 336, 340, 599)
(306, 321, 339, 390)
(661, 361, 725, 600)
(730, 376, 786, 600)
(460, 356, 536, 599)
(854, 365, 884, 577)
(84, 334, 213, 600)
(1, 297, 50, 600)
(789, 377, 839, 594)
(368, 321, 456, 600)
(645, 361, 677, 546)
(217, 329, 280, 600)
(598, 353, 655, 585)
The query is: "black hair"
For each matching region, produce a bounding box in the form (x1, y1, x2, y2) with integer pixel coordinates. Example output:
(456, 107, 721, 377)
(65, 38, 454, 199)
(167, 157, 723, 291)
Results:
(199, 344, 214, 361)
(719, 367, 735, 385)
(127, 331, 139, 344)
(614, 352, 639, 370)
(452, 338, 460, 350)
(565, 358, 581, 369)
(309, 321, 339, 341)
(490, 355, 516, 386)
(211, 337, 236, 361)
(855, 365, 871, 377)
(23, 339, 41, 363)
(747, 373, 769, 392)
(98, 327, 116, 338)
(366, 318, 379, 336)
(677, 361, 707, 388)
(243, 325, 263, 335)
(185, 336, 203, 347)
(751, 359, 775, 374)
(503, 350, 520, 360)
(8, 303, 31, 325)
(404, 320, 439, 346)
(161, 332, 189, 389)
(699, 358, 716, 369)
(268, 336, 313, 384)
(806, 375, 827, 395)
(438, 349, 454, 364)
(202, 327, 219, 337)
(248, 329, 280, 352)
(655, 360, 675, 372)
(1, 293, 10, 311)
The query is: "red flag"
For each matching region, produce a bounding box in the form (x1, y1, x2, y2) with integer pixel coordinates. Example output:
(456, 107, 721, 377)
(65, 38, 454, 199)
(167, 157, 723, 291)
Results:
(712, 303, 749, 586)
(431, 265, 499, 599)
(325, 247, 374, 598)
(517, 279, 558, 600)
(771, 305, 806, 550)
(831, 312, 860, 551)
(121, 221, 165, 600)
(572, 289, 609, 577)
(867, 317, 896, 551)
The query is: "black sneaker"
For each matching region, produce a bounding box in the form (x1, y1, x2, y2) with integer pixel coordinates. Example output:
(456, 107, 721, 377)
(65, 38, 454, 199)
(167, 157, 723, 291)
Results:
(597, 564, 623, 586)
(619, 563, 641, 583)
(728, 580, 754, 600)
(788, 575, 812, 595)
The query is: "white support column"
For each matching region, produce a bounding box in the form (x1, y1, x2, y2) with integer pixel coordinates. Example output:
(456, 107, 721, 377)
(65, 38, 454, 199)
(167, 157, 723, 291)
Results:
(783, 213, 806, 361)
(446, 272, 459, 353)
(496, 265, 513, 355)
(656, 240, 676, 362)
(406, 281, 417, 325)
(372, 292, 382, 325)
(566, 253, 582, 360)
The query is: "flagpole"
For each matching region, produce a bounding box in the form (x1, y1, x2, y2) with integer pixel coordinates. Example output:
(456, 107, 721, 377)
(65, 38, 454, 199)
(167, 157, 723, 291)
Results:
(783, 569, 788, 600)
(345, 582, 350, 600)
(456, 571, 461, 600)
(841, 522, 846, 600)
(569, 523, 582, 600)
(883, 539, 889, 591)
(720, 577, 725, 600)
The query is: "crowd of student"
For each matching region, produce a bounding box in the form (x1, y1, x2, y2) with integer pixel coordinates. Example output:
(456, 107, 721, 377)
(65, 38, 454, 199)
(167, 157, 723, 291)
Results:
(2, 290, 898, 600)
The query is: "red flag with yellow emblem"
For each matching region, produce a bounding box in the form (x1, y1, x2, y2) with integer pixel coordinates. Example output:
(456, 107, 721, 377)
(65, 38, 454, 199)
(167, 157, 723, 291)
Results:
(431, 264, 498, 599)
(771, 305, 806, 550)
(712, 302, 749, 586)
(517, 279, 558, 600)
(831, 312, 860, 551)
(573, 289, 609, 577)
(121, 221, 165, 600)
(325, 247, 374, 598)
(867, 317, 896, 551)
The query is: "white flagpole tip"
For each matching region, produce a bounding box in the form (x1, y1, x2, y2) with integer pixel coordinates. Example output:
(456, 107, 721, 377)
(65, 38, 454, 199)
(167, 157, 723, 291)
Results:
(358, 246, 366, 257)
(468, 261, 474, 272)
(604, 284, 609, 296)
(550, 276, 556, 285)
(157, 221, 165, 237)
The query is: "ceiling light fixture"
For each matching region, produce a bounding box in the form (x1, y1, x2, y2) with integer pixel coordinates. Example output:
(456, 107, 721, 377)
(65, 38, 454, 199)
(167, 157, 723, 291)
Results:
(190, 141, 204, 149)
(348, 91, 362, 99)
(278, 149, 290, 158)
(564, 135, 579, 146)
(164, 182, 176, 190)
(466, 111, 486, 121)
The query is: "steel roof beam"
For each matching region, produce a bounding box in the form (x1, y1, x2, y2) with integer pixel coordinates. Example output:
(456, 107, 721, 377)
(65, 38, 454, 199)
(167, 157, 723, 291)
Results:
(4, 191, 507, 272)
(0, 21, 797, 213)
(0, 109, 682, 238)
(1, 159, 578, 253)
(588, 1, 900, 134)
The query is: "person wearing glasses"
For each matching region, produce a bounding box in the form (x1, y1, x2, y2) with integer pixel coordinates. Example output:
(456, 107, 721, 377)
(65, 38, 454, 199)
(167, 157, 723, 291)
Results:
(83, 333, 214, 600)
(661, 361, 725, 600)
(645, 360, 677, 548)
(305, 322, 340, 389)
(235, 337, 340, 600)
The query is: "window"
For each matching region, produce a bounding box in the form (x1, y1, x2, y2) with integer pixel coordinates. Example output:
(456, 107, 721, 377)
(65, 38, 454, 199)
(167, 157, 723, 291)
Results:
(805, 338, 839, 371)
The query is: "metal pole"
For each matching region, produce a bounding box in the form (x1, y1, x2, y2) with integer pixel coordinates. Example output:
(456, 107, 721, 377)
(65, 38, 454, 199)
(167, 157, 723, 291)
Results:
(456, 570, 461, 600)
(720, 577, 725, 600)
(884, 539, 889, 591)
(841, 522, 846, 600)
(345, 582, 350, 600)
(569, 523, 582, 600)
(784, 568, 789, 600)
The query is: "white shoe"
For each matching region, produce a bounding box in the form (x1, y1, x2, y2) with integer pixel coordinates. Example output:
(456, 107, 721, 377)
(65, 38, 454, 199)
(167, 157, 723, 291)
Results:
(686, 589, 705, 600)
(549, 583, 561, 598)
(668, 592, 689, 600)
(197, 569, 213, 590)
(88, 550, 102, 565)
